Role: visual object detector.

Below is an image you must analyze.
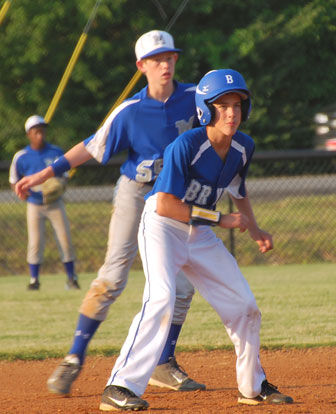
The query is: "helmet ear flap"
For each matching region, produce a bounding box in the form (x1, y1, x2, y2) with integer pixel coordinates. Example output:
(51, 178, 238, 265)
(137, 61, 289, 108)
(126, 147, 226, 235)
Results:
(241, 99, 251, 122)
(208, 103, 215, 122)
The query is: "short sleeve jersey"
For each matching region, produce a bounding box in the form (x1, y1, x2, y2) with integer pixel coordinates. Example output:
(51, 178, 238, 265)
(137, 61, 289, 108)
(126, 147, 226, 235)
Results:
(84, 81, 198, 184)
(9, 143, 64, 205)
(146, 127, 255, 209)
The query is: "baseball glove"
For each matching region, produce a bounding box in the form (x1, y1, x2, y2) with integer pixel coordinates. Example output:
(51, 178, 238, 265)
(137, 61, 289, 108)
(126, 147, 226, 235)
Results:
(42, 177, 66, 204)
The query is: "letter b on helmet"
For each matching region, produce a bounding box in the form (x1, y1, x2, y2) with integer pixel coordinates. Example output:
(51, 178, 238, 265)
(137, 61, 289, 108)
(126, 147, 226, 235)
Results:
(195, 69, 251, 125)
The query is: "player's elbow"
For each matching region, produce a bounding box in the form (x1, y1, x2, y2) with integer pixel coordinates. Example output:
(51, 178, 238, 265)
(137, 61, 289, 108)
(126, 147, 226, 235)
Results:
(156, 197, 166, 216)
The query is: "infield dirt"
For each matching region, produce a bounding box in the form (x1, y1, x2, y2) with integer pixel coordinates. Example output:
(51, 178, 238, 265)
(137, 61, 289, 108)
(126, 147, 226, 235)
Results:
(1, 348, 335, 413)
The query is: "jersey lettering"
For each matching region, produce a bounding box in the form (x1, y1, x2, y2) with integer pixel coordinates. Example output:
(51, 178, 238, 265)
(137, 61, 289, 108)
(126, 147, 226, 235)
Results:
(195, 185, 212, 205)
(136, 159, 163, 183)
(175, 115, 195, 136)
(184, 180, 212, 205)
(184, 179, 202, 201)
(225, 74, 234, 84)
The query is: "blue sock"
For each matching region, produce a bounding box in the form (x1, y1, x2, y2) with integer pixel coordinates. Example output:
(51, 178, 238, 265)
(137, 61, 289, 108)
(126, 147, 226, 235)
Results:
(64, 261, 76, 280)
(29, 264, 40, 282)
(69, 314, 101, 364)
(158, 324, 182, 365)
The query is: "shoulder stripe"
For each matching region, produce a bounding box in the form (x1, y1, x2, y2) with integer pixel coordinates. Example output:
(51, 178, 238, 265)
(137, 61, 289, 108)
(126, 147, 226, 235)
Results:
(185, 86, 196, 92)
(85, 99, 140, 163)
(231, 139, 247, 165)
(191, 140, 211, 166)
(9, 149, 28, 184)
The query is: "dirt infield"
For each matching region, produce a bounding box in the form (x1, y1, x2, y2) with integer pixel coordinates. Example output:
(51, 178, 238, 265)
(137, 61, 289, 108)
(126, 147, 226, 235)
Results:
(1, 348, 336, 414)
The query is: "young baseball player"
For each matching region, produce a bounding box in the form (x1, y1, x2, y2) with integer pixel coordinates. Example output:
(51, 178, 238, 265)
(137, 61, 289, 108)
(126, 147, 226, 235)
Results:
(95, 69, 294, 411)
(9, 115, 79, 290)
(15, 31, 204, 394)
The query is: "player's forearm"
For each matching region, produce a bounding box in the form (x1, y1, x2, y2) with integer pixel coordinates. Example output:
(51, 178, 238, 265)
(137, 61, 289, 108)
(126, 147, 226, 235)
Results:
(63, 142, 92, 168)
(230, 193, 259, 231)
(156, 192, 190, 223)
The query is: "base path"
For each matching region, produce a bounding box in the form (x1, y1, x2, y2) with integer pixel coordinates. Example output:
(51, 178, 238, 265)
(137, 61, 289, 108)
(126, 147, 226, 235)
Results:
(1, 348, 336, 414)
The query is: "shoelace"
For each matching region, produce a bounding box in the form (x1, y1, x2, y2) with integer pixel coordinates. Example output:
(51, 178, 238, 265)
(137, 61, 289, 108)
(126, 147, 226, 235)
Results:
(261, 381, 279, 396)
(170, 357, 188, 377)
(114, 386, 137, 398)
(59, 361, 79, 379)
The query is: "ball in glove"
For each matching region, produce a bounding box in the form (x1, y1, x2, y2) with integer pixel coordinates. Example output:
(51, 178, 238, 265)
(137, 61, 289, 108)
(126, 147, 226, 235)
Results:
(42, 177, 66, 204)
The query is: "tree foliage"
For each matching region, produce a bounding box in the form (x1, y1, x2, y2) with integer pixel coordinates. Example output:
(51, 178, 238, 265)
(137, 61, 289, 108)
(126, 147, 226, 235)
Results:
(1, 0, 335, 159)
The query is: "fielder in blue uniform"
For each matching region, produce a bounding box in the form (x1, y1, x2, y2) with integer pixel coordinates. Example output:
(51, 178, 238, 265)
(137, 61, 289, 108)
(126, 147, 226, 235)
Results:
(9, 115, 79, 290)
(97, 69, 294, 411)
(15, 30, 205, 395)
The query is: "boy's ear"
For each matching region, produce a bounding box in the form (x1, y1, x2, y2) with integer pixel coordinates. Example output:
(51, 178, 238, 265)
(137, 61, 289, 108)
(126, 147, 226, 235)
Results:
(136, 60, 146, 73)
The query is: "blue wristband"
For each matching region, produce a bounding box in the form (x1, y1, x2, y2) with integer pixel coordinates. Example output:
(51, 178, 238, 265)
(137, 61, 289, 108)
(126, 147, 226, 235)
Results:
(51, 156, 71, 177)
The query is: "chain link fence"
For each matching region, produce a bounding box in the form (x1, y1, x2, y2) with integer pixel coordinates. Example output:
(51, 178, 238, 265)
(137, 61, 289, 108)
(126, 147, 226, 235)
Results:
(1, 150, 335, 276)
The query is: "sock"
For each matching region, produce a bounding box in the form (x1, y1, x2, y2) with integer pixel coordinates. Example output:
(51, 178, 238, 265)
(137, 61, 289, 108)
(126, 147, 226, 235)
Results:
(29, 264, 40, 283)
(69, 314, 101, 364)
(64, 261, 76, 280)
(158, 324, 182, 365)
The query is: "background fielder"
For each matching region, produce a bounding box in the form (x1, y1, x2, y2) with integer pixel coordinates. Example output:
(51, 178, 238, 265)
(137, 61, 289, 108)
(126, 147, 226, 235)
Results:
(15, 30, 205, 394)
(97, 69, 294, 411)
(9, 115, 79, 290)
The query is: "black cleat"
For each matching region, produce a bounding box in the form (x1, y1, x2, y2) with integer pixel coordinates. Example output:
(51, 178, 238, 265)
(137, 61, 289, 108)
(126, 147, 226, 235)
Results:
(99, 385, 149, 411)
(238, 379, 293, 405)
(27, 280, 40, 290)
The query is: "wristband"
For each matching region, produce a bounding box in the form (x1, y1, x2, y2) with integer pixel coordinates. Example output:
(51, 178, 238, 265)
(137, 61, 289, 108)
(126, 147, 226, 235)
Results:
(51, 156, 71, 177)
(189, 205, 221, 226)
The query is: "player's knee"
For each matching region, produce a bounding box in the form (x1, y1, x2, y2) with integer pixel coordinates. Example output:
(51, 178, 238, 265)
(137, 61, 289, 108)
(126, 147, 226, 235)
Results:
(242, 300, 261, 331)
(79, 278, 126, 321)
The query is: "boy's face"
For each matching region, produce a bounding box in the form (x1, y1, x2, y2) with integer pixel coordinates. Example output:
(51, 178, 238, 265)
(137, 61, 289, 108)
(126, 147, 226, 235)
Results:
(211, 93, 242, 137)
(27, 126, 46, 150)
(136, 52, 178, 87)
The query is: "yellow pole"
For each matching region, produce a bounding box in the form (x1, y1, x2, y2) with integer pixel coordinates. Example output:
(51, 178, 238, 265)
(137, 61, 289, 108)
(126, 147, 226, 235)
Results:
(44, 33, 87, 123)
(0, 0, 11, 26)
(99, 70, 142, 127)
(44, 0, 101, 123)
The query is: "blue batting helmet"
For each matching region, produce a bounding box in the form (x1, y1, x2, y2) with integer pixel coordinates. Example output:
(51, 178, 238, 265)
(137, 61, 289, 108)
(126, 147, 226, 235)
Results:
(195, 69, 251, 125)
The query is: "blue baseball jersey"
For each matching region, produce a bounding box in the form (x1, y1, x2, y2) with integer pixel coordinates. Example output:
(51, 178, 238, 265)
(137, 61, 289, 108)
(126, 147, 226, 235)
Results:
(84, 81, 198, 184)
(9, 143, 64, 205)
(146, 126, 255, 209)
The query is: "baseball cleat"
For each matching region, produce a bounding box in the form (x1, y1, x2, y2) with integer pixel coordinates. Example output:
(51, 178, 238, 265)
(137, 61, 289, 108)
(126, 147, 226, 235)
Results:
(99, 385, 149, 411)
(238, 380, 293, 405)
(27, 280, 40, 290)
(65, 278, 81, 290)
(148, 356, 206, 391)
(47, 354, 82, 394)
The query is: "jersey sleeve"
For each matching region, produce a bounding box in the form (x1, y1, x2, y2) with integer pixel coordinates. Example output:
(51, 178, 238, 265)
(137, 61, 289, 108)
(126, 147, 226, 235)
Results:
(9, 151, 24, 184)
(153, 136, 191, 200)
(84, 99, 139, 164)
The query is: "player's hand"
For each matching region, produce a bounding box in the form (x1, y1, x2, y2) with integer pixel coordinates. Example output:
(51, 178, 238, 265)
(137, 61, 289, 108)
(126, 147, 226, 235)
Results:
(15, 167, 55, 200)
(15, 176, 34, 200)
(15, 172, 46, 200)
(220, 212, 249, 232)
(248, 228, 273, 253)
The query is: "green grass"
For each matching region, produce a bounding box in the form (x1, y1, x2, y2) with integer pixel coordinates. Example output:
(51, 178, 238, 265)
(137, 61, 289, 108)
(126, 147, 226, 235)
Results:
(1, 263, 335, 360)
(1, 193, 336, 275)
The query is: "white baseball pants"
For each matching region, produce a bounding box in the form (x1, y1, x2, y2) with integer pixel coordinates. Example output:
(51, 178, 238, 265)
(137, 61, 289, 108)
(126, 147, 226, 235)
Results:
(107, 197, 266, 398)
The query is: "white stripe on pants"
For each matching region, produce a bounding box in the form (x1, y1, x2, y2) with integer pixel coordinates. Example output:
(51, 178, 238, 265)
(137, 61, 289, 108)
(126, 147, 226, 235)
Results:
(106, 202, 265, 398)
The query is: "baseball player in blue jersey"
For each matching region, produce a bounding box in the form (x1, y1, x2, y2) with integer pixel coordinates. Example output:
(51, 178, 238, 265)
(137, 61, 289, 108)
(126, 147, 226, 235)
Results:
(9, 115, 79, 290)
(94, 69, 294, 411)
(15, 30, 205, 395)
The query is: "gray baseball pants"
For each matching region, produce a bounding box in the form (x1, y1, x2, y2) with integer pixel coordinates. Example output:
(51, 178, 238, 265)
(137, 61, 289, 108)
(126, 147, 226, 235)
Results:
(26, 199, 75, 264)
(80, 175, 195, 324)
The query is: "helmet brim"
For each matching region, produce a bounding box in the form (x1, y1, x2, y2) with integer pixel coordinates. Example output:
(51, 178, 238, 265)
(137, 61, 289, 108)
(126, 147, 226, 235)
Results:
(208, 89, 249, 103)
